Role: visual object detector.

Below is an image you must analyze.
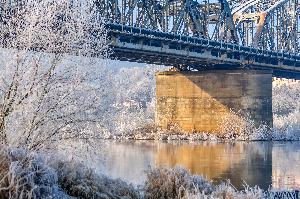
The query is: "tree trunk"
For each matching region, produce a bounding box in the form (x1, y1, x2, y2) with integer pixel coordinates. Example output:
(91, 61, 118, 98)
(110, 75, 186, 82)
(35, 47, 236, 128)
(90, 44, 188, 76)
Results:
(0, 115, 7, 145)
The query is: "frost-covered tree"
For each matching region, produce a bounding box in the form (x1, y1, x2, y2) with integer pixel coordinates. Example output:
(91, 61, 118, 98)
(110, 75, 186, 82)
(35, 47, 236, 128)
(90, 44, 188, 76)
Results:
(0, 0, 109, 149)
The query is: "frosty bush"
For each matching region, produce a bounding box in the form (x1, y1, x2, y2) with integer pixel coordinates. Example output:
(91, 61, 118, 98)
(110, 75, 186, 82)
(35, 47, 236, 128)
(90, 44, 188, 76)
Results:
(144, 167, 269, 199)
(51, 160, 140, 199)
(144, 167, 212, 199)
(217, 109, 272, 141)
(273, 84, 300, 115)
(0, 146, 140, 199)
(0, 0, 109, 149)
(0, 146, 59, 199)
(99, 65, 164, 134)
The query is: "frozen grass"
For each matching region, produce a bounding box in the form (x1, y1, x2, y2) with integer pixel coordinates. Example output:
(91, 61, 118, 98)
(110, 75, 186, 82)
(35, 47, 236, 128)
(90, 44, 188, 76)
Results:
(183, 183, 266, 199)
(51, 160, 140, 199)
(106, 106, 299, 141)
(104, 117, 297, 141)
(0, 146, 62, 199)
(144, 167, 268, 199)
(0, 146, 139, 199)
(144, 167, 213, 199)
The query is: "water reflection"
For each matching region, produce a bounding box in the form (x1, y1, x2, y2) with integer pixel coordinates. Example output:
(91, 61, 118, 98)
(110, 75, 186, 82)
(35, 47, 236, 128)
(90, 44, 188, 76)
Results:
(155, 142, 272, 190)
(100, 141, 299, 190)
(272, 142, 300, 189)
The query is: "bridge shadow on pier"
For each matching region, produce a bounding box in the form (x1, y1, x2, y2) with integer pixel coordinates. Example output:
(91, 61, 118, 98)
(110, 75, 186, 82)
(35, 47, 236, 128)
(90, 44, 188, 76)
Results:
(156, 70, 273, 133)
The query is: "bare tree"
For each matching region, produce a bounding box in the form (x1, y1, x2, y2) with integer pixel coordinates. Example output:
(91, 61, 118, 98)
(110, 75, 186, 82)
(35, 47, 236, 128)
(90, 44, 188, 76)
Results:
(0, 0, 109, 149)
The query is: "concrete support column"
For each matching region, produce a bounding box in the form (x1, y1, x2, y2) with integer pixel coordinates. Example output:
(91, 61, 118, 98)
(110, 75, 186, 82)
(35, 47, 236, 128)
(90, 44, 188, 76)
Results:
(155, 70, 273, 133)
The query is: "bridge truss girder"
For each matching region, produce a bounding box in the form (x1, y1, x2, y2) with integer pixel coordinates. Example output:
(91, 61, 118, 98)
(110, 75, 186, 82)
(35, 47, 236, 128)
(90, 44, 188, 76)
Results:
(233, 0, 299, 53)
(96, 0, 300, 52)
(95, 0, 239, 43)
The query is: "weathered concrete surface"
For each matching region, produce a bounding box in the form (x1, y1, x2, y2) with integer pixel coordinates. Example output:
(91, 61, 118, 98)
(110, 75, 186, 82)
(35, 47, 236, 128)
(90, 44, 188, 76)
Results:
(155, 70, 273, 133)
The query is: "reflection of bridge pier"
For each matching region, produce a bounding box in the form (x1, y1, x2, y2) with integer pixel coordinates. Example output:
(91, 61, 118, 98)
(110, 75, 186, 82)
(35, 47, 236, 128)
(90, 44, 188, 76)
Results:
(155, 70, 273, 133)
(155, 142, 273, 190)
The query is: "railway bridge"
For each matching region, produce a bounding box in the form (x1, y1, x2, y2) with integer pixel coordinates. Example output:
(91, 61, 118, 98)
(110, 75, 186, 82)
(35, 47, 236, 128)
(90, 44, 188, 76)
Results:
(98, 0, 300, 132)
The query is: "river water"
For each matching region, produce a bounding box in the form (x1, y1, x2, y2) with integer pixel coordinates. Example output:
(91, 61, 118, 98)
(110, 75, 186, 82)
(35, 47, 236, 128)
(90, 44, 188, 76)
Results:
(100, 141, 300, 190)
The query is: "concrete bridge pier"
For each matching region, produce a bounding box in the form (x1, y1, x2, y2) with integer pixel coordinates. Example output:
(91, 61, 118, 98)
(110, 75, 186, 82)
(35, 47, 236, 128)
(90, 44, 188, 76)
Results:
(155, 70, 273, 133)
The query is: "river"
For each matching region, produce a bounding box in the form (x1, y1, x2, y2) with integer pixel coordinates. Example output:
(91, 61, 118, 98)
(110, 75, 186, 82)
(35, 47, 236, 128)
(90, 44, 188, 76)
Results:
(100, 141, 300, 191)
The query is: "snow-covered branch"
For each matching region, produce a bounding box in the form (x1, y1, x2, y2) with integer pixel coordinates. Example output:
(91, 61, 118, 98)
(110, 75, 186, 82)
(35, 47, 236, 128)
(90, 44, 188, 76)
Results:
(0, 0, 109, 149)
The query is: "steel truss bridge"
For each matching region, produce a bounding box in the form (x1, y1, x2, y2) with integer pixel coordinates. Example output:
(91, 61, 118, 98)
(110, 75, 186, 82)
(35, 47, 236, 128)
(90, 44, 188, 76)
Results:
(95, 0, 300, 79)
(1, 0, 300, 79)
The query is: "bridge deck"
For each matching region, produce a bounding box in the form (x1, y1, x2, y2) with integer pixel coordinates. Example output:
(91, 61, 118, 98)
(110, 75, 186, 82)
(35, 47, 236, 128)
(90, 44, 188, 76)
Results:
(106, 23, 300, 79)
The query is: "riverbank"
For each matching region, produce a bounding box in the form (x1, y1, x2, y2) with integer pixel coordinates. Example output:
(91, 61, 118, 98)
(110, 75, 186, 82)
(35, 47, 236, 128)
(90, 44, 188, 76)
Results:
(101, 122, 300, 141)
(0, 145, 285, 199)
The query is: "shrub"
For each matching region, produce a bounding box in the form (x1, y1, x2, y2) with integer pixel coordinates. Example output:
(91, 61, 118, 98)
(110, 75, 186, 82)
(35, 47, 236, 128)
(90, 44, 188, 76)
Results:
(0, 146, 140, 199)
(52, 160, 140, 199)
(0, 146, 58, 199)
(144, 167, 212, 199)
